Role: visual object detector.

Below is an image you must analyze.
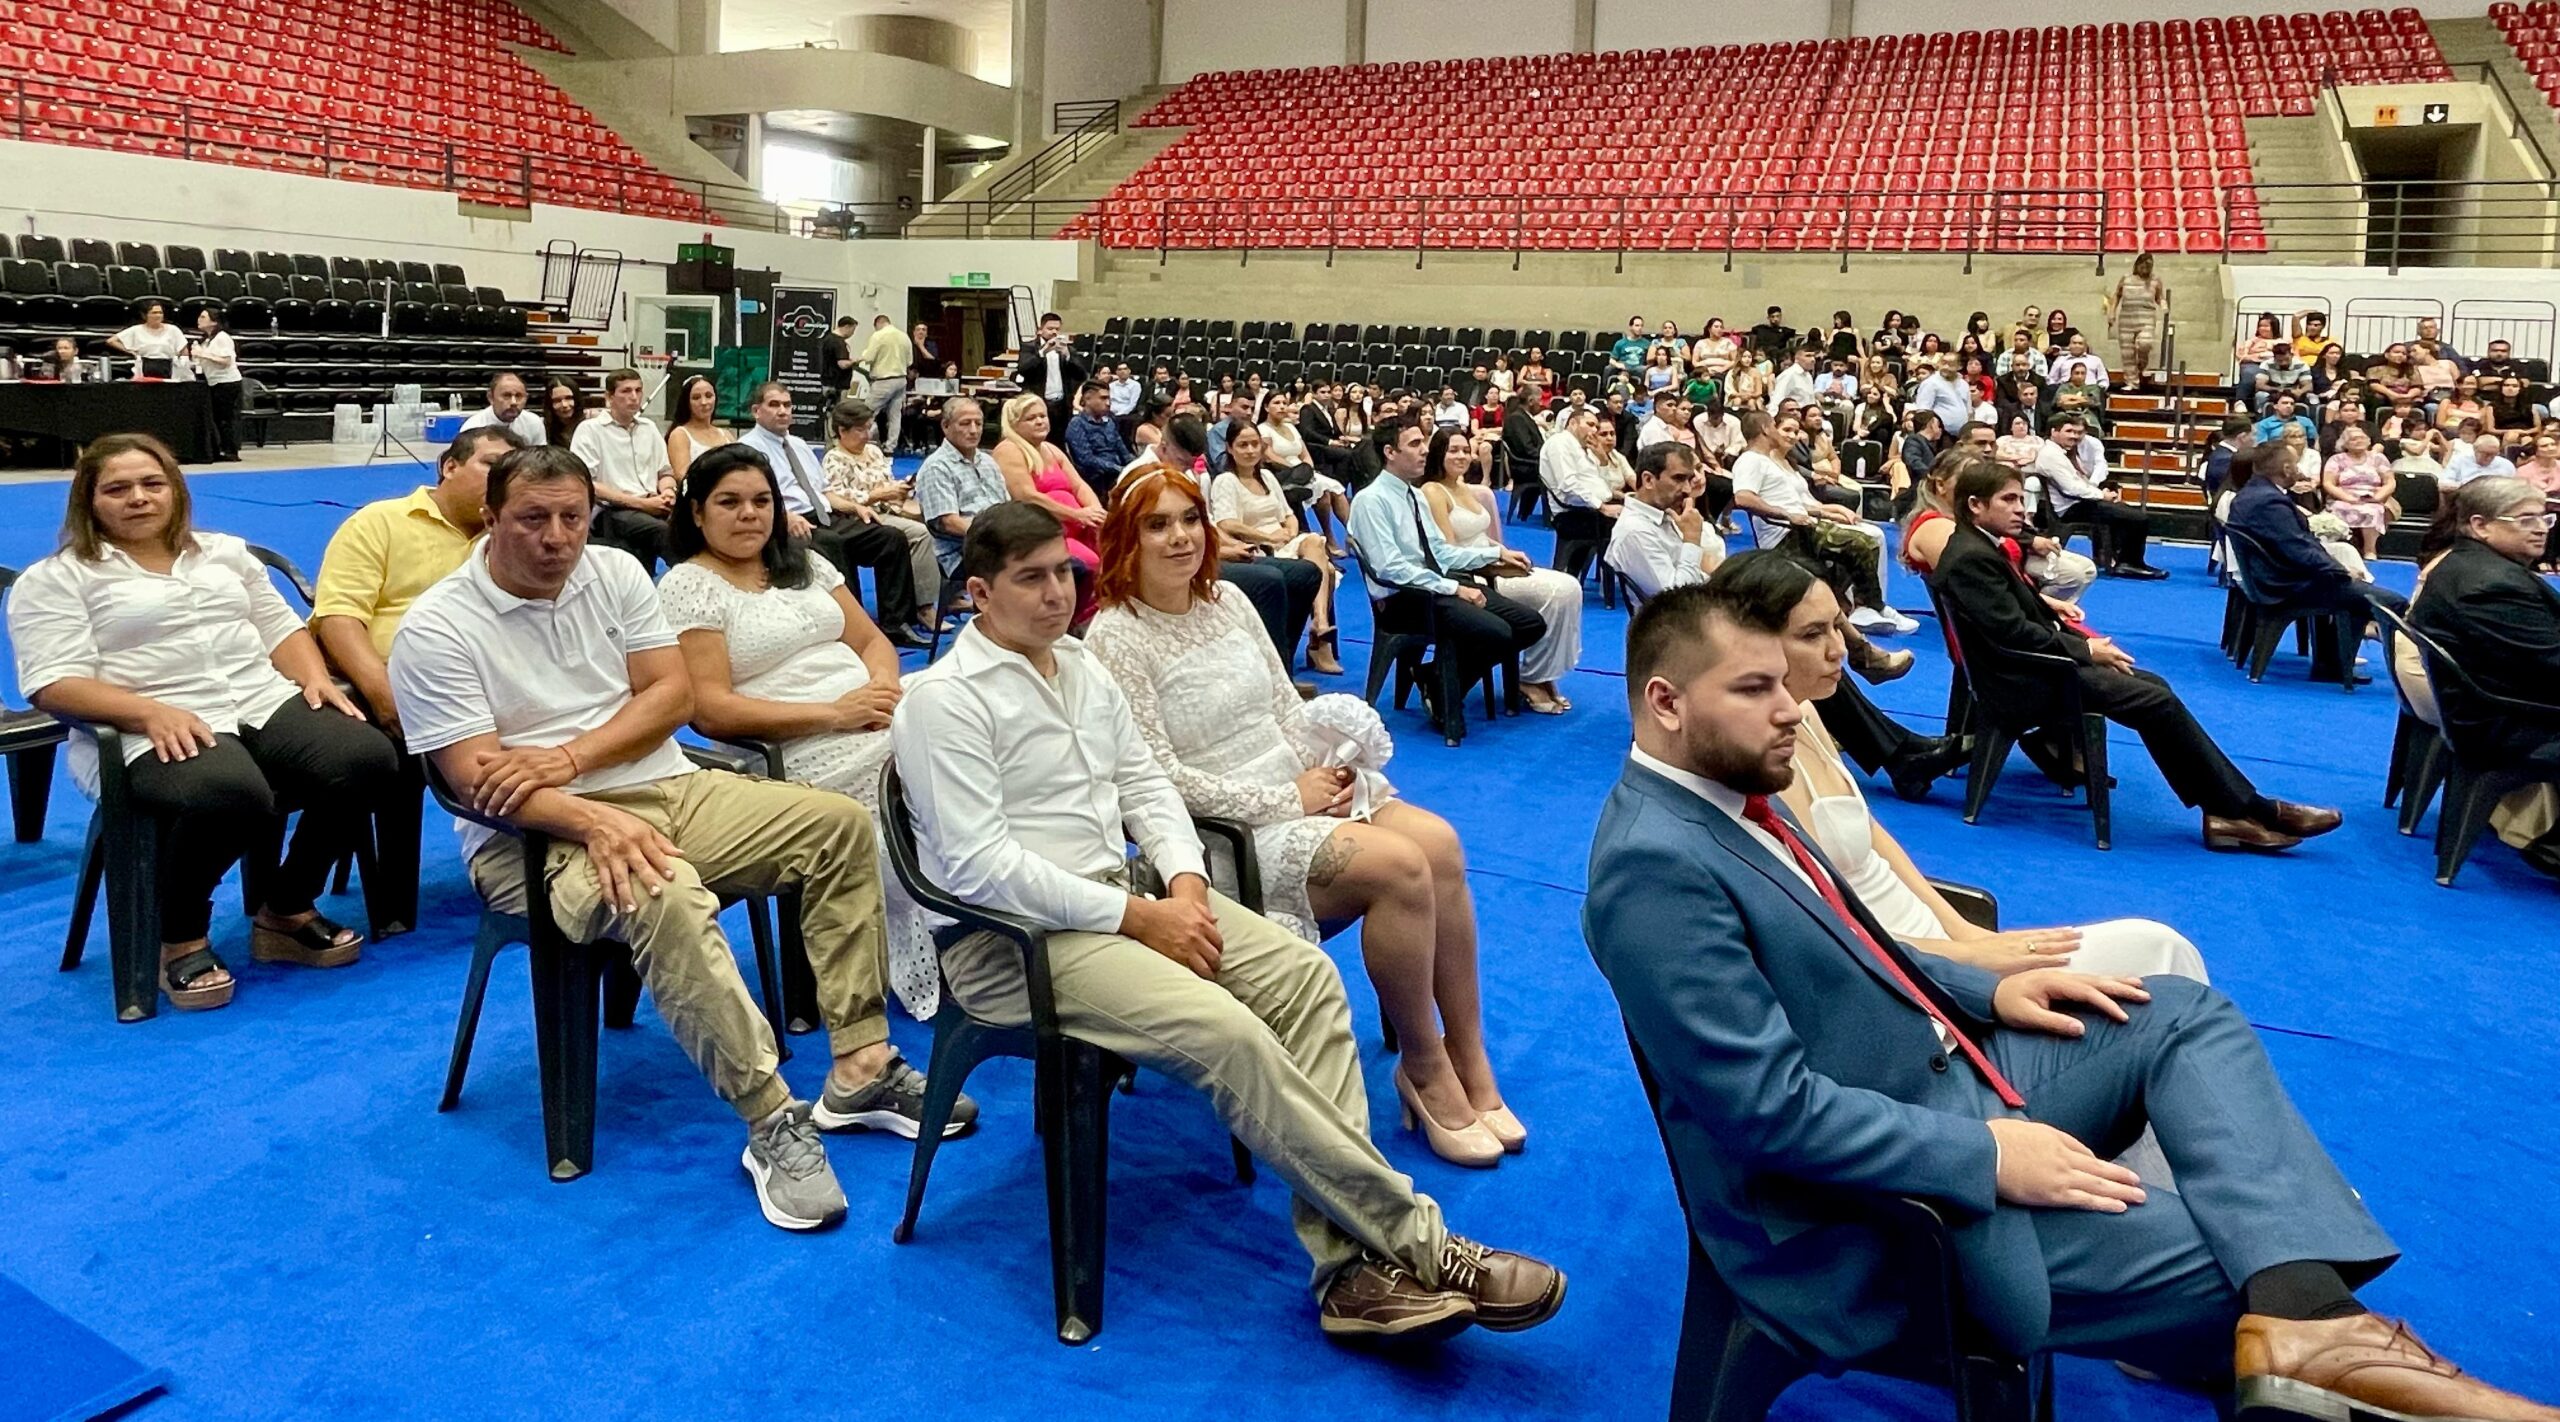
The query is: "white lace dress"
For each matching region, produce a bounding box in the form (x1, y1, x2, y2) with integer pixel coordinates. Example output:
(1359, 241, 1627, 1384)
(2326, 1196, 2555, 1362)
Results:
(657, 558, 939, 1019)
(1439, 484, 1585, 683)
(1084, 587, 1390, 940)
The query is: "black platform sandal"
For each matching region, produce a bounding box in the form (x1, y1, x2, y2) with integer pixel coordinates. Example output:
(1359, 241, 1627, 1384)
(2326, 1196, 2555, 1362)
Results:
(163, 947, 236, 1011)
(249, 913, 364, 968)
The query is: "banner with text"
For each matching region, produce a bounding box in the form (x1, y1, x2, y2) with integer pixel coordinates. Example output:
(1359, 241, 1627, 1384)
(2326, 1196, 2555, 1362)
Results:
(767, 286, 838, 438)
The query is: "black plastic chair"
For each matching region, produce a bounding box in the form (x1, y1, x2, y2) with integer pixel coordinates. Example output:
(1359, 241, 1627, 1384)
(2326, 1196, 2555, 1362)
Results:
(2373, 608, 2449, 836)
(877, 761, 1254, 1345)
(428, 748, 793, 1179)
(1200, 813, 1399, 1051)
(2220, 528, 2358, 691)
(1346, 535, 1515, 747)
(685, 735, 821, 1035)
(2387, 607, 2560, 886)
(0, 568, 68, 844)
(1924, 580, 2112, 850)
(1553, 505, 1627, 608)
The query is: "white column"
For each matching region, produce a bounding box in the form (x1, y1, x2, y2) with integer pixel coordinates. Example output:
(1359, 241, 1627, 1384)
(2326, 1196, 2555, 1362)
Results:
(922, 125, 940, 203)
(1012, 0, 1048, 145)
(674, 0, 720, 55)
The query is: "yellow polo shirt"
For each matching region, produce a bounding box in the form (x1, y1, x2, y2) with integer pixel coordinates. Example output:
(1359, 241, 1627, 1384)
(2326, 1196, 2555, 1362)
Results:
(860, 324, 912, 380)
(311, 486, 475, 659)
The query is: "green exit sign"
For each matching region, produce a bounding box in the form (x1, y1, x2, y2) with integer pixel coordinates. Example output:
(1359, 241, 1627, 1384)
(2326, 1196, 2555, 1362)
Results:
(947, 271, 992, 287)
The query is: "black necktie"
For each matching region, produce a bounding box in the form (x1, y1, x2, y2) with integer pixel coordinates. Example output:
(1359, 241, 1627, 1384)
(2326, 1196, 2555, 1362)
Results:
(1405, 481, 1442, 574)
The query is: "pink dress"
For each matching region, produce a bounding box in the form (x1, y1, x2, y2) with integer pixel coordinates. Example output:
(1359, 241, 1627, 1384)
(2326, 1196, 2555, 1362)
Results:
(2322, 451, 2391, 531)
(1033, 452, 1102, 570)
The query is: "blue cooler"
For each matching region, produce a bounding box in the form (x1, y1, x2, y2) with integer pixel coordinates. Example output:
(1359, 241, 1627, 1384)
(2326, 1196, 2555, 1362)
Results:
(423, 413, 467, 443)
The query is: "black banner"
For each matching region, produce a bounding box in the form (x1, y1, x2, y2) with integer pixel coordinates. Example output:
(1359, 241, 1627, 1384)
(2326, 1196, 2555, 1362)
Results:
(767, 285, 837, 438)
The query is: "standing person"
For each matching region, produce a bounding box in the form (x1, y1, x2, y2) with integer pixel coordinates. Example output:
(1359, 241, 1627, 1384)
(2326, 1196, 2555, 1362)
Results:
(1347, 415, 1547, 729)
(894, 501, 1565, 1336)
(819, 316, 858, 409)
(106, 301, 189, 378)
(858, 313, 914, 452)
(1013, 311, 1088, 437)
(908, 320, 939, 372)
(1586, 582, 2555, 1421)
(460, 371, 546, 445)
(570, 368, 677, 572)
(188, 308, 243, 462)
(390, 444, 964, 1230)
(666, 375, 733, 482)
(10, 436, 400, 1011)
(2104, 254, 2167, 391)
(1420, 429, 1581, 713)
(822, 398, 938, 622)
(737, 382, 929, 648)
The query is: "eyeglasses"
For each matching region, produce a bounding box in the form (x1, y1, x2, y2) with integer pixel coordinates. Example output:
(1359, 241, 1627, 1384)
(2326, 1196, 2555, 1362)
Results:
(2493, 513, 2558, 531)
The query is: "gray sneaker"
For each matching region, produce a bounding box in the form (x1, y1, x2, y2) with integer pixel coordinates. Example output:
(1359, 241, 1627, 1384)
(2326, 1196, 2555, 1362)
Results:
(741, 1102, 847, 1231)
(811, 1050, 977, 1139)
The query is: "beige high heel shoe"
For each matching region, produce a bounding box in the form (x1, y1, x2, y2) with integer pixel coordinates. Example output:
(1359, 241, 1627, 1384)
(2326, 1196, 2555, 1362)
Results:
(1477, 1105, 1527, 1154)
(1394, 1067, 1503, 1168)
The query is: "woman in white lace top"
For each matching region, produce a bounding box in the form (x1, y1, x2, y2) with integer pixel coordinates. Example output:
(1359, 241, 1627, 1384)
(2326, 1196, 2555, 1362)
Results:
(1083, 466, 1526, 1168)
(655, 443, 940, 1019)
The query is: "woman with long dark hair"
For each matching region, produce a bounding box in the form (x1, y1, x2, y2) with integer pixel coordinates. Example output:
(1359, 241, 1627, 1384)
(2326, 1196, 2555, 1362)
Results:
(667, 374, 733, 481)
(540, 375, 583, 448)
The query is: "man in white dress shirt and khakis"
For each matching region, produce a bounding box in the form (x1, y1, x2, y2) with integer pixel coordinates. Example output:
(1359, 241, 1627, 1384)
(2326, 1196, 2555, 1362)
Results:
(890, 501, 1565, 1344)
(568, 367, 675, 571)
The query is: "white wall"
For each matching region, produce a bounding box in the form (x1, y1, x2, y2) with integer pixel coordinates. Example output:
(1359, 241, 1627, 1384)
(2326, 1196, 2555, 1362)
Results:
(1160, 0, 1347, 80)
(1593, 0, 1818, 51)
(1366, 0, 1576, 64)
(598, 0, 679, 50)
(1045, 0, 1157, 114)
(0, 139, 1084, 338)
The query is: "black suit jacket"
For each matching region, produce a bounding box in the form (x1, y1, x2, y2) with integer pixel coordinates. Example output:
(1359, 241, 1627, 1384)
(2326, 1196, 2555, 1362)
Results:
(1014, 342, 1089, 400)
(2226, 478, 2354, 604)
(1929, 521, 2092, 714)
(2410, 538, 2560, 763)
(1300, 399, 1342, 446)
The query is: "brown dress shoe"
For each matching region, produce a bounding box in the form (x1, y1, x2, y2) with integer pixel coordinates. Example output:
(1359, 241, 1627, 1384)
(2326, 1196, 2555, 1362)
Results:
(2204, 814, 2303, 853)
(2268, 801, 2344, 840)
(1317, 1255, 1474, 1343)
(2235, 1312, 2560, 1421)
(1436, 1235, 1567, 1333)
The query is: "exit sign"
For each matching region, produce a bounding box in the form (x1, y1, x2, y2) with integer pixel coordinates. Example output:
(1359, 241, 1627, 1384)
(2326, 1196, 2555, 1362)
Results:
(949, 271, 993, 287)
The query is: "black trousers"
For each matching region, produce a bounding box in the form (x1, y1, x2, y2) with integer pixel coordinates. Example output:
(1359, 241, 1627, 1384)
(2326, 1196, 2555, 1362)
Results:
(2076, 665, 2267, 821)
(2057, 498, 2152, 569)
(1809, 480, 1861, 510)
(122, 697, 401, 941)
(1700, 472, 1735, 520)
(1819, 676, 1919, 775)
(591, 508, 670, 573)
(808, 517, 922, 628)
(1381, 583, 1546, 688)
(2299, 579, 2408, 646)
(1218, 554, 1320, 662)
(206, 380, 242, 460)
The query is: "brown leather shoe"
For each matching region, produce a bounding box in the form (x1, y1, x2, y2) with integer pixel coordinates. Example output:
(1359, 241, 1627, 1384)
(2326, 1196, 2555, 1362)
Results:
(1317, 1255, 1474, 1343)
(2267, 801, 2344, 840)
(2204, 814, 2303, 853)
(2235, 1312, 2560, 1421)
(1436, 1235, 1566, 1333)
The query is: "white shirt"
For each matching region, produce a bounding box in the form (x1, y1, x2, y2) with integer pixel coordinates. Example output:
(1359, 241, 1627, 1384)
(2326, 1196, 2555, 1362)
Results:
(1043, 347, 1065, 400)
(1694, 412, 1745, 460)
(9, 532, 304, 795)
(389, 544, 693, 860)
(1636, 416, 1680, 450)
(460, 407, 547, 446)
(1432, 400, 1471, 430)
(569, 412, 672, 499)
(1731, 449, 1811, 545)
(113, 323, 191, 369)
(738, 423, 830, 516)
(191, 330, 241, 385)
(890, 622, 1207, 934)
(2028, 435, 2110, 510)
(1538, 430, 1616, 509)
(2049, 353, 2111, 388)
(1771, 364, 1822, 409)
(2444, 449, 2518, 486)
(1607, 495, 1719, 600)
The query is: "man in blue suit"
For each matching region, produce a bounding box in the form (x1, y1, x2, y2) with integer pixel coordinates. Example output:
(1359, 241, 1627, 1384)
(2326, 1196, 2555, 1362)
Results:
(2224, 442, 2409, 660)
(1584, 582, 2555, 1421)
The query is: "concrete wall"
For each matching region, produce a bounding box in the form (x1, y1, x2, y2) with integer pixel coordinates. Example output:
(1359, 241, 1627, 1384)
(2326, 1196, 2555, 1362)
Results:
(1161, 0, 1345, 81)
(597, 0, 679, 50)
(1045, 0, 1157, 111)
(0, 139, 1086, 340)
(1592, 1, 1812, 50)
(559, 49, 1014, 143)
(1366, 0, 1577, 64)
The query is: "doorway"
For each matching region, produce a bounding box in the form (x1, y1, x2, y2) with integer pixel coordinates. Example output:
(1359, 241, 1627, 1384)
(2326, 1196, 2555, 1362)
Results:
(907, 288, 1013, 378)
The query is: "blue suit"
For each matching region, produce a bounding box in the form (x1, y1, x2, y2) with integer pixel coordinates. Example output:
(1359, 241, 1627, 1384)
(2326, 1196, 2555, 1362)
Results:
(1584, 758, 2396, 1376)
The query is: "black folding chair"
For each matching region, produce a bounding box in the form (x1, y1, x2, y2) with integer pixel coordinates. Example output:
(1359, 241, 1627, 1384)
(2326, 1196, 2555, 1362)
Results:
(2219, 527, 2358, 691)
(0, 567, 69, 844)
(2387, 607, 2560, 886)
(877, 760, 1253, 1344)
(2373, 607, 2449, 835)
(1347, 535, 1516, 748)
(1553, 505, 1627, 608)
(1924, 579, 2112, 850)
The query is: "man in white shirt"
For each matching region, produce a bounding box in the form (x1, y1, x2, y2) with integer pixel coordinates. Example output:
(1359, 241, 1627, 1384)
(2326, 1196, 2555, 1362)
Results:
(2047, 333, 2112, 391)
(893, 500, 1564, 1341)
(1728, 411, 1913, 633)
(2028, 413, 2163, 579)
(459, 371, 546, 446)
(1770, 345, 1824, 412)
(1911, 356, 1975, 438)
(1635, 400, 1683, 452)
(569, 367, 675, 571)
(388, 444, 968, 1231)
(1608, 442, 1725, 600)
(2444, 432, 2519, 487)
(1106, 362, 1142, 418)
(1537, 410, 1619, 515)
(737, 381, 931, 646)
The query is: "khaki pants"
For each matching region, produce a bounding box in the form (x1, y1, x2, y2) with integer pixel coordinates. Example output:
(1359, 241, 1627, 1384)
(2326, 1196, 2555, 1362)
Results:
(942, 890, 1448, 1296)
(468, 771, 890, 1124)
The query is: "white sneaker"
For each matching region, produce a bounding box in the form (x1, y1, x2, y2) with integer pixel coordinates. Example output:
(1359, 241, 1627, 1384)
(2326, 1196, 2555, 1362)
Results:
(1849, 607, 1920, 636)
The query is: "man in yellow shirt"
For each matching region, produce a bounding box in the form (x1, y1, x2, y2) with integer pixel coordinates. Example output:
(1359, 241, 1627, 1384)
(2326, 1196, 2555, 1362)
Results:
(312, 425, 523, 743)
(856, 313, 914, 453)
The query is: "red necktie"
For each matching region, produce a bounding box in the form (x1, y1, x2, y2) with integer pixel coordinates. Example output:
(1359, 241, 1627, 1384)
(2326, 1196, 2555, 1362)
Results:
(1740, 795, 2026, 1108)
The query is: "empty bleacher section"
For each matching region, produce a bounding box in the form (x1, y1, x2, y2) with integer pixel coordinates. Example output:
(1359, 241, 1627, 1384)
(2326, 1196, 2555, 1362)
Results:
(2491, 0, 2560, 102)
(0, 0, 711, 221)
(1072, 10, 2450, 257)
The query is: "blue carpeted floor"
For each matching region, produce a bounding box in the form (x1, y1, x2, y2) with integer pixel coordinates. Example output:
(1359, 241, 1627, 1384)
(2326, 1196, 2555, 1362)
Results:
(0, 462, 2551, 1422)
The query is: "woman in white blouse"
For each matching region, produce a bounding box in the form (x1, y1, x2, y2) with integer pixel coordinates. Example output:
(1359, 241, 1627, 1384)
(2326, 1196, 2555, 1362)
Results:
(1209, 422, 1343, 674)
(666, 375, 733, 482)
(822, 397, 939, 625)
(1084, 467, 1524, 1168)
(656, 443, 939, 1019)
(1420, 429, 1583, 713)
(1257, 394, 1352, 554)
(9, 436, 399, 1010)
(106, 300, 191, 378)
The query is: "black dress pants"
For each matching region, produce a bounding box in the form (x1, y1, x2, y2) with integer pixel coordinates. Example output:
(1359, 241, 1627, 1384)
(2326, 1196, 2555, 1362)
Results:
(1700, 472, 1735, 520)
(122, 697, 401, 941)
(591, 508, 670, 573)
(1218, 554, 1319, 662)
(2057, 498, 2152, 569)
(1381, 584, 1546, 688)
(2077, 665, 2268, 820)
(1818, 676, 1918, 775)
(206, 381, 242, 460)
(809, 517, 922, 628)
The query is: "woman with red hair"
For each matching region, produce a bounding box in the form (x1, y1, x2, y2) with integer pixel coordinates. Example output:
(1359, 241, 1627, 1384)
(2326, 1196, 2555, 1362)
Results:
(1083, 466, 1525, 1169)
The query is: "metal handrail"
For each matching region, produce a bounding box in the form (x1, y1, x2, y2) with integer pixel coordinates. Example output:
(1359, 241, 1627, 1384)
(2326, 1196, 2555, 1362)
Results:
(987, 99, 1121, 210)
(2225, 177, 2560, 273)
(2453, 59, 2560, 180)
